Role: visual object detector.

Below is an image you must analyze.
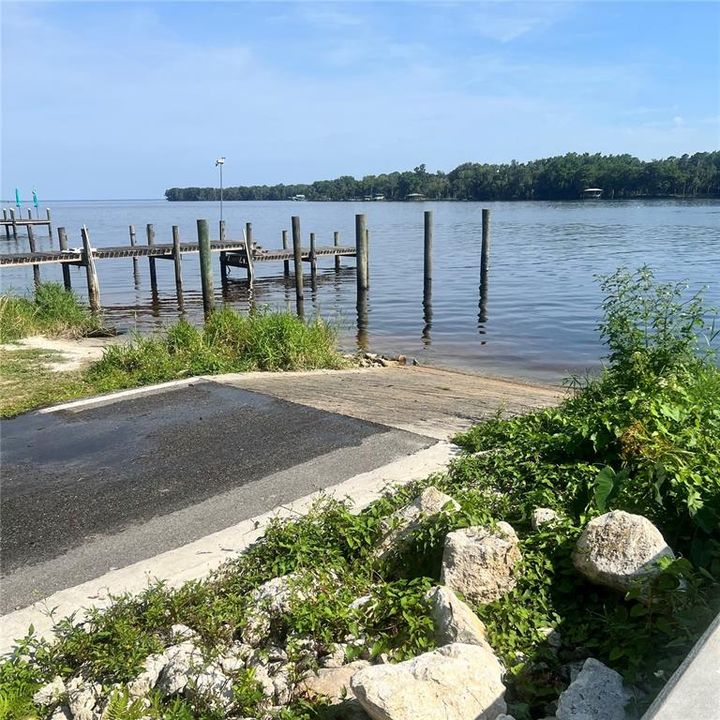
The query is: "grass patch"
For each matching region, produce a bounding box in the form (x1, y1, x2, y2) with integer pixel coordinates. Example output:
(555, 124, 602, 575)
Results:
(0, 295, 347, 417)
(86, 308, 345, 392)
(0, 348, 92, 417)
(0, 284, 104, 342)
(1, 267, 718, 720)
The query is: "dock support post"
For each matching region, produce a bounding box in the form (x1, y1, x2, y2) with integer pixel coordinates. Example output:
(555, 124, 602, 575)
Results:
(245, 222, 255, 284)
(46, 208, 53, 240)
(3, 210, 9, 240)
(10, 209, 17, 240)
(334, 231, 341, 272)
(197, 219, 214, 319)
(479, 208, 490, 324)
(423, 210, 433, 302)
(282, 230, 289, 277)
(27, 208, 33, 221)
(27, 224, 41, 288)
(129, 224, 139, 282)
(172, 225, 184, 311)
(355, 213, 368, 293)
(81, 226, 101, 313)
(219, 219, 228, 286)
(309, 232, 317, 283)
(291, 215, 304, 317)
(480, 208, 491, 280)
(146, 224, 158, 300)
(57, 227, 72, 291)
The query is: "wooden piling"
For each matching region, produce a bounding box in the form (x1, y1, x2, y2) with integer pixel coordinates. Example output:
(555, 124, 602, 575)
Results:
(9, 209, 18, 240)
(479, 208, 490, 324)
(172, 225, 184, 310)
(3, 209, 9, 239)
(197, 219, 214, 319)
(355, 213, 368, 293)
(291, 215, 304, 316)
(480, 208, 491, 280)
(128, 224, 139, 279)
(26, 224, 41, 288)
(334, 231, 341, 272)
(57, 227, 72, 291)
(309, 232, 317, 282)
(423, 210, 433, 302)
(27, 208, 33, 220)
(146, 223, 158, 300)
(245, 222, 255, 284)
(81, 226, 101, 313)
(282, 230, 290, 276)
(219, 219, 228, 286)
(46, 208, 53, 239)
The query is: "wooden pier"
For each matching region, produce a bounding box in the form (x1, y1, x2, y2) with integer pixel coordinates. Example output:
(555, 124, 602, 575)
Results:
(2, 208, 53, 240)
(0, 216, 363, 319)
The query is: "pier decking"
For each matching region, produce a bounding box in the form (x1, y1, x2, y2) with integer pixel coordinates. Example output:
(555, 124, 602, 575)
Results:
(0, 242, 356, 267)
(0, 214, 364, 318)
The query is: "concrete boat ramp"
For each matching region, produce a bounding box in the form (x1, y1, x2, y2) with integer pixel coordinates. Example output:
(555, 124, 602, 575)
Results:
(0, 365, 560, 651)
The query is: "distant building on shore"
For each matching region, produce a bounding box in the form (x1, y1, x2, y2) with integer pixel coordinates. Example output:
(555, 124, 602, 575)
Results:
(405, 192, 425, 201)
(582, 187, 603, 199)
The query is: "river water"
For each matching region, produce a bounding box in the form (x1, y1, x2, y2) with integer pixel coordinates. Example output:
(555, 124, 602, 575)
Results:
(1, 199, 718, 383)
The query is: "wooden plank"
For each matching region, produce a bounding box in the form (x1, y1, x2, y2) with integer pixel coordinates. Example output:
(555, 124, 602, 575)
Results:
(245, 222, 255, 284)
(309, 231, 317, 282)
(146, 223, 158, 300)
(282, 230, 289, 276)
(355, 213, 368, 292)
(81, 226, 101, 313)
(26, 224, 41, 288)
(291, 215, 304, 316)
(219, 219, 228, 286)
(197, 219, 214, 318)
(57, 227, 72, 291)
(172, 225, 184, 310)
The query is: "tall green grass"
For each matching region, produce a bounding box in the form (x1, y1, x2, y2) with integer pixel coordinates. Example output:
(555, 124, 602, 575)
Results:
(86, 308, 346, 391)
(0, 284, 103, 342)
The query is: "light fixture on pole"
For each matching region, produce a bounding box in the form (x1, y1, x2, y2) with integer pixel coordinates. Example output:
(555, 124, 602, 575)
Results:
(215, 156, 225, 222)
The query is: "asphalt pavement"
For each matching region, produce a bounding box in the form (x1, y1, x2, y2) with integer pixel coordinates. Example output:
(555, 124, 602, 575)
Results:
(1, 379, 432, 613)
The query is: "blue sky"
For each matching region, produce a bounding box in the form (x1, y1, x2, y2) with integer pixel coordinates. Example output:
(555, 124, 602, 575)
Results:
(2, 1, 718, 199)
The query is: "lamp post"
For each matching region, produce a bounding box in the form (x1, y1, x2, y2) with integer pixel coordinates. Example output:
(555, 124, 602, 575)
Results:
(215, 156, 225, 222)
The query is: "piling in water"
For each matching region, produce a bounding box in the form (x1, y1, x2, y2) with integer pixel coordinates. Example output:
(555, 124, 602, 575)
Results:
(197, 219, 214, 319)
(57, 227, 72, 291)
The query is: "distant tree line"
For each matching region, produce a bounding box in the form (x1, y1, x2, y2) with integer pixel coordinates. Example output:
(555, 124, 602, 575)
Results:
(165, 151, 720, 202)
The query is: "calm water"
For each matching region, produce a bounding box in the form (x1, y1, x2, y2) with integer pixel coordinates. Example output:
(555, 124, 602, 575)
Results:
(1, 199, 718, 383)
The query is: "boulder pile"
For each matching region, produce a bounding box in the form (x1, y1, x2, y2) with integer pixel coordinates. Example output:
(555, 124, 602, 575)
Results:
(33, 491, 675, 720)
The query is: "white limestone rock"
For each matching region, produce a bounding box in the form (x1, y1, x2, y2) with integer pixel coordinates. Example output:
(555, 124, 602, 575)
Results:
(242, 574, 298, 646)
(376, 487, 460, 559)
(193, 663, 234, 709)
(319, 643, 347, 668)
(556, 658, 626, 720)
(170, 623, 197, 641)
(301, 660, 371, 703)
(441, 523, 521, 605)
(66, 676, 102, 720)
(253, 665, 276, 698)
(156, 641, 204, 696)
(33, 676, 66, 707)
(350, 642, 506, 720)
(425, 585, 488, 647)
(573, 511, 675, 593)
(128, 652, 168, 698)
(532, 508, 559, 530)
